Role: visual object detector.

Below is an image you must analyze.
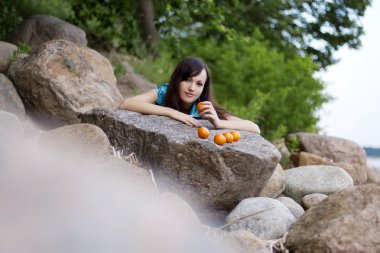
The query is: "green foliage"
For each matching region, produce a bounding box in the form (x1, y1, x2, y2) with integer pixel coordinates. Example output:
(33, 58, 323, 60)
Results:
(68, 0, 144, 54)
(0, 0, 22, 39)
(1, 0, 73, 40)
(285, 136, 301, 153)
(132, 47, 176, 85)
(1, 0, 371, 68)
(13, 0, 74, 19)
(154, 0, 371, 68)
(9, 43, 31, 62)
(113, 63, 127, 80)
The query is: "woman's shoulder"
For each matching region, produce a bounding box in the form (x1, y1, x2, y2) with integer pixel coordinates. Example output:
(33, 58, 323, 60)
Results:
(155, 83, 169, 105)
(156, 83, 169, 93)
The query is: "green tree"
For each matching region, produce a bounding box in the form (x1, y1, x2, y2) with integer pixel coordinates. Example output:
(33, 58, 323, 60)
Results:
(0, 0, 22, 39)
(1, 0, 73, 40)
(68, 0, 143, 52)
(154, 0, 371, 68)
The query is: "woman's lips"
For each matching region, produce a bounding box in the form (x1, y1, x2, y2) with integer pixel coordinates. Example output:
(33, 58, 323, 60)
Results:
(184, 92, 194, 97)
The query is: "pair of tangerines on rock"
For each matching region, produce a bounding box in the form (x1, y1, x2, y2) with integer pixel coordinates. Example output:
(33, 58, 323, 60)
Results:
(197, 126, 241, 146)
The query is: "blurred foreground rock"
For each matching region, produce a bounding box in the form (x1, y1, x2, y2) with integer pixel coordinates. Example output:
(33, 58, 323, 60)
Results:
(222, 230, 271, 253)
(39, 123, 113, 157)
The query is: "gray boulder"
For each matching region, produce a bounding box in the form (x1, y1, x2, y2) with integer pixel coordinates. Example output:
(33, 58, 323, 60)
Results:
(366, 165, 380, 183)
(301, 193, 328, 210)
(276, 196, 304, 219)
(5, 15, 87, 50)
(0, 74, 25, 120)
(117, 71, 157, 97)
(286, 183, 380, 253)
(288, 133, 367, 184)
(100, 50, 157, 97)
(80, 109, 281, 221)
(296, 151, 365, 185)
(8, 39, 123, 127)
(225, 197, 296, 240)
(273, 138, 291, 169)
(284, 165, 354, 203)
(259, 163, 285, 198)
(0, 41, 17, 72)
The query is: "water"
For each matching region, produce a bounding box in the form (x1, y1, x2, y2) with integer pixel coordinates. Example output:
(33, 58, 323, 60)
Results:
(367, 157, 380, 168)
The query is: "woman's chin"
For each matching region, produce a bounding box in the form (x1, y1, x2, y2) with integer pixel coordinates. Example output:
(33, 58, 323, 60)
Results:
(181, 96, 196, 104)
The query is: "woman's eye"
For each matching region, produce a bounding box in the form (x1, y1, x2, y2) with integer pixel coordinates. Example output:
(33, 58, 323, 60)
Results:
(197, 82, 204, 87)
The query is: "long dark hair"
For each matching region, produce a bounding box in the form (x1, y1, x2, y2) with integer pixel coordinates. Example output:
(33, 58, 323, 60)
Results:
(164, 57, 228, 119)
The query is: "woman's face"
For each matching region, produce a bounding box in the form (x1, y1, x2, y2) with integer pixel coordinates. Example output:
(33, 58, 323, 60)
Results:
(178, 69, 207, 108)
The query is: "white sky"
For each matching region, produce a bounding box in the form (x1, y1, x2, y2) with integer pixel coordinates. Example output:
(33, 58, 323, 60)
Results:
(317, 0, 380, 148)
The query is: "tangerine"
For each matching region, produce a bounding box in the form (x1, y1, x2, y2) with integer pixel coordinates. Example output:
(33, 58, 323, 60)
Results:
(197, 102, 206, 113)
(230, 130, 241, 141)
(214, 134, 226, 146)
(198, 126, 210, 139)
(223, 132, 234, 143)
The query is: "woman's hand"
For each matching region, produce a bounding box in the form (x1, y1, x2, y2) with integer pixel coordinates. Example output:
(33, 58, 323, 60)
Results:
(168, 109, 201, 127)
(198, 101, 221, 128)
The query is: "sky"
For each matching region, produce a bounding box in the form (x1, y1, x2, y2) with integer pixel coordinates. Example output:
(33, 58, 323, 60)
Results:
(317, 0, 380, 148)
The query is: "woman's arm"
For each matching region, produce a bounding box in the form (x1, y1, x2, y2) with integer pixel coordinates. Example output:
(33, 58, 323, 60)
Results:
(198, 101, 261, 134)
(119, 89, 201, 127)
(218, 114, 261, 134)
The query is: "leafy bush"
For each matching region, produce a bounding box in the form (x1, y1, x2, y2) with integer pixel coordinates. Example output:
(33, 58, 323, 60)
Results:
(0, 0, 22, 39)
(13, 0, 73, 20)
(68, 0, 144, 54)
(132, 47, 176, 85)
(1, 0, 73, 40)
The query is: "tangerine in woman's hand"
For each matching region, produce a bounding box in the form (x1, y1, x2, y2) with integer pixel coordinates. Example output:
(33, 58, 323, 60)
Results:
(197, 102, 206, 114)
(230, 130, 241, 141)
(214, 134, 226, 146)
(198, 126, 210, 139)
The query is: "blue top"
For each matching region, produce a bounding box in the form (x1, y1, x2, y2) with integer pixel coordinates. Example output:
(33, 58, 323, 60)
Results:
(155, 83, 201, 119)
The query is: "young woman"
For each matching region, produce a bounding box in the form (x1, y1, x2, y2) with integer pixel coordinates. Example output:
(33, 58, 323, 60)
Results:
(119, 57, 260, 134)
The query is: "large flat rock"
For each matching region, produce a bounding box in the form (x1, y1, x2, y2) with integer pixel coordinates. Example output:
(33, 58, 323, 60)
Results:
(80, 109, 281, 220)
